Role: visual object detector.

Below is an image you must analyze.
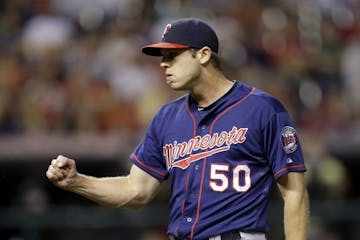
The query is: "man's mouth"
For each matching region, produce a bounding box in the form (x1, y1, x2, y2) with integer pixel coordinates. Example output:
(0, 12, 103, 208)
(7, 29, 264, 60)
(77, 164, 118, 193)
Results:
(165, 73, 172, 82)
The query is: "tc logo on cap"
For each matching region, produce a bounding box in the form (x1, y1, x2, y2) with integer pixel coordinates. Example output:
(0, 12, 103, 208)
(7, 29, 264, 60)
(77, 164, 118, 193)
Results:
(162, 24, 172, 38)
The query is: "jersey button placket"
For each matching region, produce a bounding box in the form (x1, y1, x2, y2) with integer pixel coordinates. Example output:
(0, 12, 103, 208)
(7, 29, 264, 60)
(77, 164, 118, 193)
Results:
(183, 122, 207, 229)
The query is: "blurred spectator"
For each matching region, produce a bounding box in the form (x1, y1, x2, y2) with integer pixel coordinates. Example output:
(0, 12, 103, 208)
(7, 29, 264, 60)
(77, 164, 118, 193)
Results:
(21, 0, 74, 62)
(341, 28, 360, 120)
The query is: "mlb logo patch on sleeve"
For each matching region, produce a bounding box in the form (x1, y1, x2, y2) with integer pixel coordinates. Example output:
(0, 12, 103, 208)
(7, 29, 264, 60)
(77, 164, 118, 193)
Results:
(280, 126, 298, 154)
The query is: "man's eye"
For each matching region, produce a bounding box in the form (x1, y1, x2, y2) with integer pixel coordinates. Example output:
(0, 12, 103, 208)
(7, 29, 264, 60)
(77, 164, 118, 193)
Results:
(166, 53, 179, 60)
(163, 51, 185, 61)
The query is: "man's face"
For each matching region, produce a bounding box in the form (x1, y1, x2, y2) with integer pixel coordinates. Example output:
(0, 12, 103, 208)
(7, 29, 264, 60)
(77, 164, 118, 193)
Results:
(160, 48, 202, 91)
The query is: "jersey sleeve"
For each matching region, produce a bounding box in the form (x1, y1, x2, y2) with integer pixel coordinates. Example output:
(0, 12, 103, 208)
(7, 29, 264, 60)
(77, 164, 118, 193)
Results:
(263, 111, 306, 180)
(130, 116, 169, 181)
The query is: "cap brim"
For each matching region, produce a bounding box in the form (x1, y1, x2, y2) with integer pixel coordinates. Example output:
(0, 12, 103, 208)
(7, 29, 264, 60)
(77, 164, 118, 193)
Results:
(141, 42, 189, 56)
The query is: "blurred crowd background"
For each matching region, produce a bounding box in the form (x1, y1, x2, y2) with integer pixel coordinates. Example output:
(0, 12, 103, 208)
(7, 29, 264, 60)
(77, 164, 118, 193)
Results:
(1, 0, 360, 239)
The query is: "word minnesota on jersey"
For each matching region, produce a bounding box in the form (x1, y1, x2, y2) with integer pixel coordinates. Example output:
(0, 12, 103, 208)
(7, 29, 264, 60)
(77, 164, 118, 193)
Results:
(163, 126, 248, 170)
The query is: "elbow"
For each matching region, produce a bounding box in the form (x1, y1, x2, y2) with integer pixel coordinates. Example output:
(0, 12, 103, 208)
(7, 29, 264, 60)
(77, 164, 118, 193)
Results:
(132, 192, 153, 209)
(283, 188, 309, 205)
(283, 188, 309, 213)
(115, 191, 153, 209)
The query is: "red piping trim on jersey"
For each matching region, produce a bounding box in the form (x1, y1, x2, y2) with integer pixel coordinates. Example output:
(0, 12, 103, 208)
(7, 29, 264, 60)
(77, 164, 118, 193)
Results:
(190, 153, 208, 240)
(190, 87, 256, 239)
(174, 226, 179, 236)
(185, 95, 197, 137)
(131, 153, 167, 177)
(274, 164, 306, 178)
(211, 87, 256, 128)
(184, 95, 198, 239)
(181, 173, 191, 215)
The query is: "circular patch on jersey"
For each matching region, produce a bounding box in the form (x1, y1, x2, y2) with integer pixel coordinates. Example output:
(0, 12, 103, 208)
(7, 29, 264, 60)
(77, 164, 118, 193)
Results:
(280, 126, 298, 154)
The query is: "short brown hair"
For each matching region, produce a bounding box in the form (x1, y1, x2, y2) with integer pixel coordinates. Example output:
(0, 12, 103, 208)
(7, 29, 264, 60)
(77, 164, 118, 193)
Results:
(190, 48, 222, 71)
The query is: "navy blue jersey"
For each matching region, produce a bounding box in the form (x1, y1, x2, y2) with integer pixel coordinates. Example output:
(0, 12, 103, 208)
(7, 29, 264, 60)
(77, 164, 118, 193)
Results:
(130, 81, 306, 239)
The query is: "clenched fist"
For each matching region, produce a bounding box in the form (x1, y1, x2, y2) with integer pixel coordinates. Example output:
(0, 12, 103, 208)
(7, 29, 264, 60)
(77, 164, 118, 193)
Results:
(46, 155, 78, 189)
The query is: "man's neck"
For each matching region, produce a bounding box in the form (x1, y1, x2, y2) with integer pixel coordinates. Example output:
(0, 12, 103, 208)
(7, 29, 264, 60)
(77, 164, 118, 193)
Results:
(191, 74, 234, 108)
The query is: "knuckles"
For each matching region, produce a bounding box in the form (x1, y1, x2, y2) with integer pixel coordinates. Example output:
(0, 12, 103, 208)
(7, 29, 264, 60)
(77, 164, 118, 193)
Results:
(46, 155, 76, 186)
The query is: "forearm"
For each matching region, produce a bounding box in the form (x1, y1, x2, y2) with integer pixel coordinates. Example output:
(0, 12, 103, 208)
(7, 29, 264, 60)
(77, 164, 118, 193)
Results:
(283, 190, 309, 240)
(47, 158, 161, 209)
(67, 173, 148, 209)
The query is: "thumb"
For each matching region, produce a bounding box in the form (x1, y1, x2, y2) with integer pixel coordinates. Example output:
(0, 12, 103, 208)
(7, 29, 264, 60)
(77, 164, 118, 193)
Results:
(56, 155, 73, 168)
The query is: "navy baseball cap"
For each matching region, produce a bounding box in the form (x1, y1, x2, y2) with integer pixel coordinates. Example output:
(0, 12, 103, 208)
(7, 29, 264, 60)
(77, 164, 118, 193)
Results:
(141, 18, 219, 56)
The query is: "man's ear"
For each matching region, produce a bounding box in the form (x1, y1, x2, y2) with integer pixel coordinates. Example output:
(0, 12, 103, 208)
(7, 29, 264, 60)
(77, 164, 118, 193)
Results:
(198, 47, 212, 65)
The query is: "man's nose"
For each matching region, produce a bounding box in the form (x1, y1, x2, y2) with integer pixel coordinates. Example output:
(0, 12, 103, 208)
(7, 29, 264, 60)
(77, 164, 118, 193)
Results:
(160, 60, 169, 68)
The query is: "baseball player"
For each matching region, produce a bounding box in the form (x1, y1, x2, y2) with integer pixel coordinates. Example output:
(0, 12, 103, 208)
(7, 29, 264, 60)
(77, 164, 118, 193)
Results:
(46, 18, 309, 240)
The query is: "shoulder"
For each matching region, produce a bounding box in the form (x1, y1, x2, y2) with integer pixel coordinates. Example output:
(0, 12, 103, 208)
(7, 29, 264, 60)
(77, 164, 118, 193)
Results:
(233, 82, 290, 128)
(236, 82, 287, 113)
